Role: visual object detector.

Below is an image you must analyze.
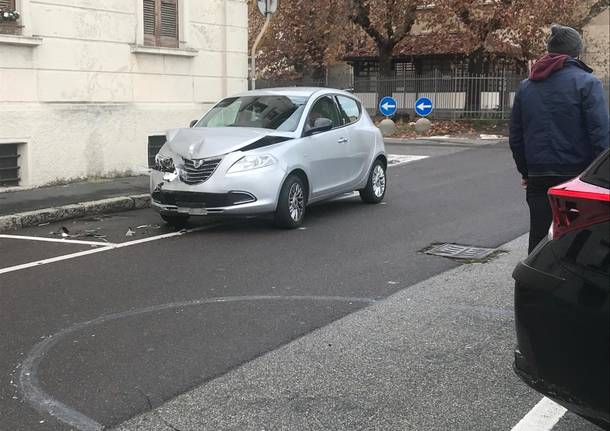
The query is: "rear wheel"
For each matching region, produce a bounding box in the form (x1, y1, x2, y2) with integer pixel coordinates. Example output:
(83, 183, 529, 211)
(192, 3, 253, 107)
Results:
(359, 160, 386, 203)
(161, 214, 190, 227)
(274, 175, 306, 229)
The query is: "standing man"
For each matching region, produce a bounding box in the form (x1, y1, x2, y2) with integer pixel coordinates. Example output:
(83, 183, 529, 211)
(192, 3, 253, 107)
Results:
(510, 24, 610, 253)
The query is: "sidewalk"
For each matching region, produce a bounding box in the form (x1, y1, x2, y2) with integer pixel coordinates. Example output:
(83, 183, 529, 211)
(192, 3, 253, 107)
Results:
(0, 176, 149, 232)
(385, 135, 508, 147)
(114, 234, 544, 431)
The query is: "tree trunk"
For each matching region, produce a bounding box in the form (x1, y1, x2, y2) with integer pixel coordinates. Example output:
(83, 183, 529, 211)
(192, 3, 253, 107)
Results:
(376, 42, 395, 108)
(464, 49, 485, 117)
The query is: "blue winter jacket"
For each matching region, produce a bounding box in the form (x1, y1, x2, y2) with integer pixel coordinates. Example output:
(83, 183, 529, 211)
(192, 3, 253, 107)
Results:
(509, 55, 609, 178)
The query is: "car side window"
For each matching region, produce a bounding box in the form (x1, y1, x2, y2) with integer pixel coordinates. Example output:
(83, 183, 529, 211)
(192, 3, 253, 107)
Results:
(336, 96, 361, 125)
(306, 96, 341, 130)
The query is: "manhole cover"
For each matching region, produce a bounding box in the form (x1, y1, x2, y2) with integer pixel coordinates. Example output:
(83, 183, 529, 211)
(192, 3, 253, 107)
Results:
(424, 243, 497, 261)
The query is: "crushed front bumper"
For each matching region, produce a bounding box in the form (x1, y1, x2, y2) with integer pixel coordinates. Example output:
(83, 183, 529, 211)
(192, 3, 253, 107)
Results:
(149, 160, 285, 216)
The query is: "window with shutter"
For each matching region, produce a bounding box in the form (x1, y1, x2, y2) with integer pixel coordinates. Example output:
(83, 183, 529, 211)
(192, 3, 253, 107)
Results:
(143, 0, 178, 48)
(0, 0, 20, 35)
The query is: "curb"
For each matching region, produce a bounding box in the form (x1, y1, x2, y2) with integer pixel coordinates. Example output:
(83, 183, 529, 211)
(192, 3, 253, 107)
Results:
(385, 137, 508, 147)
(0, 194, 151, 233)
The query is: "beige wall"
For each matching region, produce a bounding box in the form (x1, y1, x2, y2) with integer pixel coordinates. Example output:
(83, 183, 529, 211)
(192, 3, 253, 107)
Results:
(0, 0, 248, 188)
(582, 7, 610, 79)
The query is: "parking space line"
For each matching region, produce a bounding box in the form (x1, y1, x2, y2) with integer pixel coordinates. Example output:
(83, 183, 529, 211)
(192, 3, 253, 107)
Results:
(0, 246, 116, 276)
(511, 397, 567, 431)
(387, 154, 429, 167)
(0, 234, 114, 247)
(0, 223, 225, 277)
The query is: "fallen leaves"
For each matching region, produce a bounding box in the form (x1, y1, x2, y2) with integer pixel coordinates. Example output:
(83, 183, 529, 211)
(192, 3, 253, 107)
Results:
(379, 119, 508, 139)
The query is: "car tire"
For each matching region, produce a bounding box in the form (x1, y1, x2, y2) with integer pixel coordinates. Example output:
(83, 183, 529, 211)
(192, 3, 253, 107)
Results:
(161, 214, 190, 227)
(274, 175, 307, 229)
(359, 159, 387, 204)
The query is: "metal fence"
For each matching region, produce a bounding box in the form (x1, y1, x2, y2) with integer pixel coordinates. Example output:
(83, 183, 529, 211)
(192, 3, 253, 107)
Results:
(253, 72, 610, 120)
(353, 73, 524, 120)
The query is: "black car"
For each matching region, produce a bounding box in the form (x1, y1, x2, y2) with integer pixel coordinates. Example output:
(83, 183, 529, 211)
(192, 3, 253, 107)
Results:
(513, 149, 610, 429)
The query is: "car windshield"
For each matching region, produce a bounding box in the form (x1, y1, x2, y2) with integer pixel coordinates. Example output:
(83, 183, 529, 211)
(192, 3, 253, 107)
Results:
(196, 95, 308, 132)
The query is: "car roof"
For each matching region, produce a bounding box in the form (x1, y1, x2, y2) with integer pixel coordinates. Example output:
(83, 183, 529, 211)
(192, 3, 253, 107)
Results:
(232, 87, 355, 99)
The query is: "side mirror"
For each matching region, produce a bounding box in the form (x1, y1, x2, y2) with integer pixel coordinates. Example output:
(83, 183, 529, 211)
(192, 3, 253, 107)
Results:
(304, 117, 333, 136)
(189, 119, 198, 128)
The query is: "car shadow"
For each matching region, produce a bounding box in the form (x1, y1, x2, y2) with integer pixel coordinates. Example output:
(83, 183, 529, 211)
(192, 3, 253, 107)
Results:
(187, 195, 374, 234)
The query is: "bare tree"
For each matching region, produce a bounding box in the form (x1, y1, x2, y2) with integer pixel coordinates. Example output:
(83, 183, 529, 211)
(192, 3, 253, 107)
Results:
(348, 0, 419, 78)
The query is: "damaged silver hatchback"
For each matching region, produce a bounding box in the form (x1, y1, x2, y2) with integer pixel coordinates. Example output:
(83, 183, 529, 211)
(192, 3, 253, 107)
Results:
(151, 88, 387, 228)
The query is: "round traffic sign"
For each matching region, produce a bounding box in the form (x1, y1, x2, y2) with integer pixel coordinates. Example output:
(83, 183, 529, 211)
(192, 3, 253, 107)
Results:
(415, 97, 433, 117)
(379, 96, 398, 117)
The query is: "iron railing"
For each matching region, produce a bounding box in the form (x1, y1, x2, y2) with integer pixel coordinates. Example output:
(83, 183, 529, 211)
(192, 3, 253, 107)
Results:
(353, 72, 525, 119)
(252, 72, 609, 120)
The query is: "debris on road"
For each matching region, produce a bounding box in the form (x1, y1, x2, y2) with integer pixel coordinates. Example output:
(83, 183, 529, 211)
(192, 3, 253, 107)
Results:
(125, 227, 135, 237)
(50, 226, 109, 241)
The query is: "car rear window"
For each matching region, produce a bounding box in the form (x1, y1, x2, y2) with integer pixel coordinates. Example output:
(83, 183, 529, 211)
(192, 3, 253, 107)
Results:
(581, 150, 610, 189)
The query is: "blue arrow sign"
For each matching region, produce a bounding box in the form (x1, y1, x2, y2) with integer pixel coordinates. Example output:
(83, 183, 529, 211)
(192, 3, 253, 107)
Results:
(415, 97, 433, 117)
(379, 96, 398, 117)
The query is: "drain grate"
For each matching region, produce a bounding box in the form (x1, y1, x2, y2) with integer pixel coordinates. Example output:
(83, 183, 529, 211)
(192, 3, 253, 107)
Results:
(424, 243, 497, 261)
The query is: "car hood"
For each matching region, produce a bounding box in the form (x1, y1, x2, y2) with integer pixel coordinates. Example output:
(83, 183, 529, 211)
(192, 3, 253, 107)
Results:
(165, 127, 293, 159)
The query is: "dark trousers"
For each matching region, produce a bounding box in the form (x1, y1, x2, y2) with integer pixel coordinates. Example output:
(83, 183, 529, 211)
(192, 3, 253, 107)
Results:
(526, 176, 570, 253)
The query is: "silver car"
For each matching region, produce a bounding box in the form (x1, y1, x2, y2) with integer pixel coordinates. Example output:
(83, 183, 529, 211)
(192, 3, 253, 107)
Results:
(151, 87, 387, 228)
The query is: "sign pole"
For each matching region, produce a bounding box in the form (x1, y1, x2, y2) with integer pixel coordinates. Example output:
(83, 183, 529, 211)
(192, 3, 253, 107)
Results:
(250, 14, 271, 90)
(251, 0, 277, 90)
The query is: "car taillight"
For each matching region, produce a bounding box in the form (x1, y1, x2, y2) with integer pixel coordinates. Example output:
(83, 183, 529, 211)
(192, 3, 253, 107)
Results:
(548, 186, 610, 239)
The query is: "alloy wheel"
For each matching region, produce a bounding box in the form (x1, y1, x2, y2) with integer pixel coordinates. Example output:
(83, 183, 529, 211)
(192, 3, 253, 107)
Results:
(372, 165, 386, 197)
(288, 183, 305, 222)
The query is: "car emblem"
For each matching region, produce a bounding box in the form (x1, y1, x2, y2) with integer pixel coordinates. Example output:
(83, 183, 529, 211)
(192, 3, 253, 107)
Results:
(192, 159, 204, 168)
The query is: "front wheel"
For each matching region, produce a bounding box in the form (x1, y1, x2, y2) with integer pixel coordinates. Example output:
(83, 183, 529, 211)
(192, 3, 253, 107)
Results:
(161, 213, 190, 227)
(274, 175, 306, 229)
(359, 160, 387, 203)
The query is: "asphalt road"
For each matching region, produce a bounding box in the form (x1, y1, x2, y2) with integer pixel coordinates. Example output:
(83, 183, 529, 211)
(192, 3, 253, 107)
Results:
(1, 141, 598, 430)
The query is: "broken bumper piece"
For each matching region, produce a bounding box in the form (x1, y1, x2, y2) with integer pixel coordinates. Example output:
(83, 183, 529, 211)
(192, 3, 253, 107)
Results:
(151, 190, 258, 215)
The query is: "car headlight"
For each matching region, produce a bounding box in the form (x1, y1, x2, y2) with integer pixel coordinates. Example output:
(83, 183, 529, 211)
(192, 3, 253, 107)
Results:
(227, 155, 276, 174)
(154, 151, 175, 173)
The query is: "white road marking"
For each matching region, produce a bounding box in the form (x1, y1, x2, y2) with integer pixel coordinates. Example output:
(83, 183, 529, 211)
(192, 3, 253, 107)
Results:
(387, 154, 429, 167)
(0, 234, 113, 247)
(0, 246, 115, 276)
(0, 223, 224, 276)
(511, 397, 567, 431)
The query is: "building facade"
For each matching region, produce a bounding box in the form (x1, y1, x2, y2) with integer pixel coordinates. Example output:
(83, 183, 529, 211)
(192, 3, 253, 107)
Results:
(0, 0, 248, 188)
(582, 6, 610, 80)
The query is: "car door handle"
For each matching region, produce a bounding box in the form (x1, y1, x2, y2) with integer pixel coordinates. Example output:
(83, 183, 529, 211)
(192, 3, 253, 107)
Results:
(337, 137, 348, 144)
